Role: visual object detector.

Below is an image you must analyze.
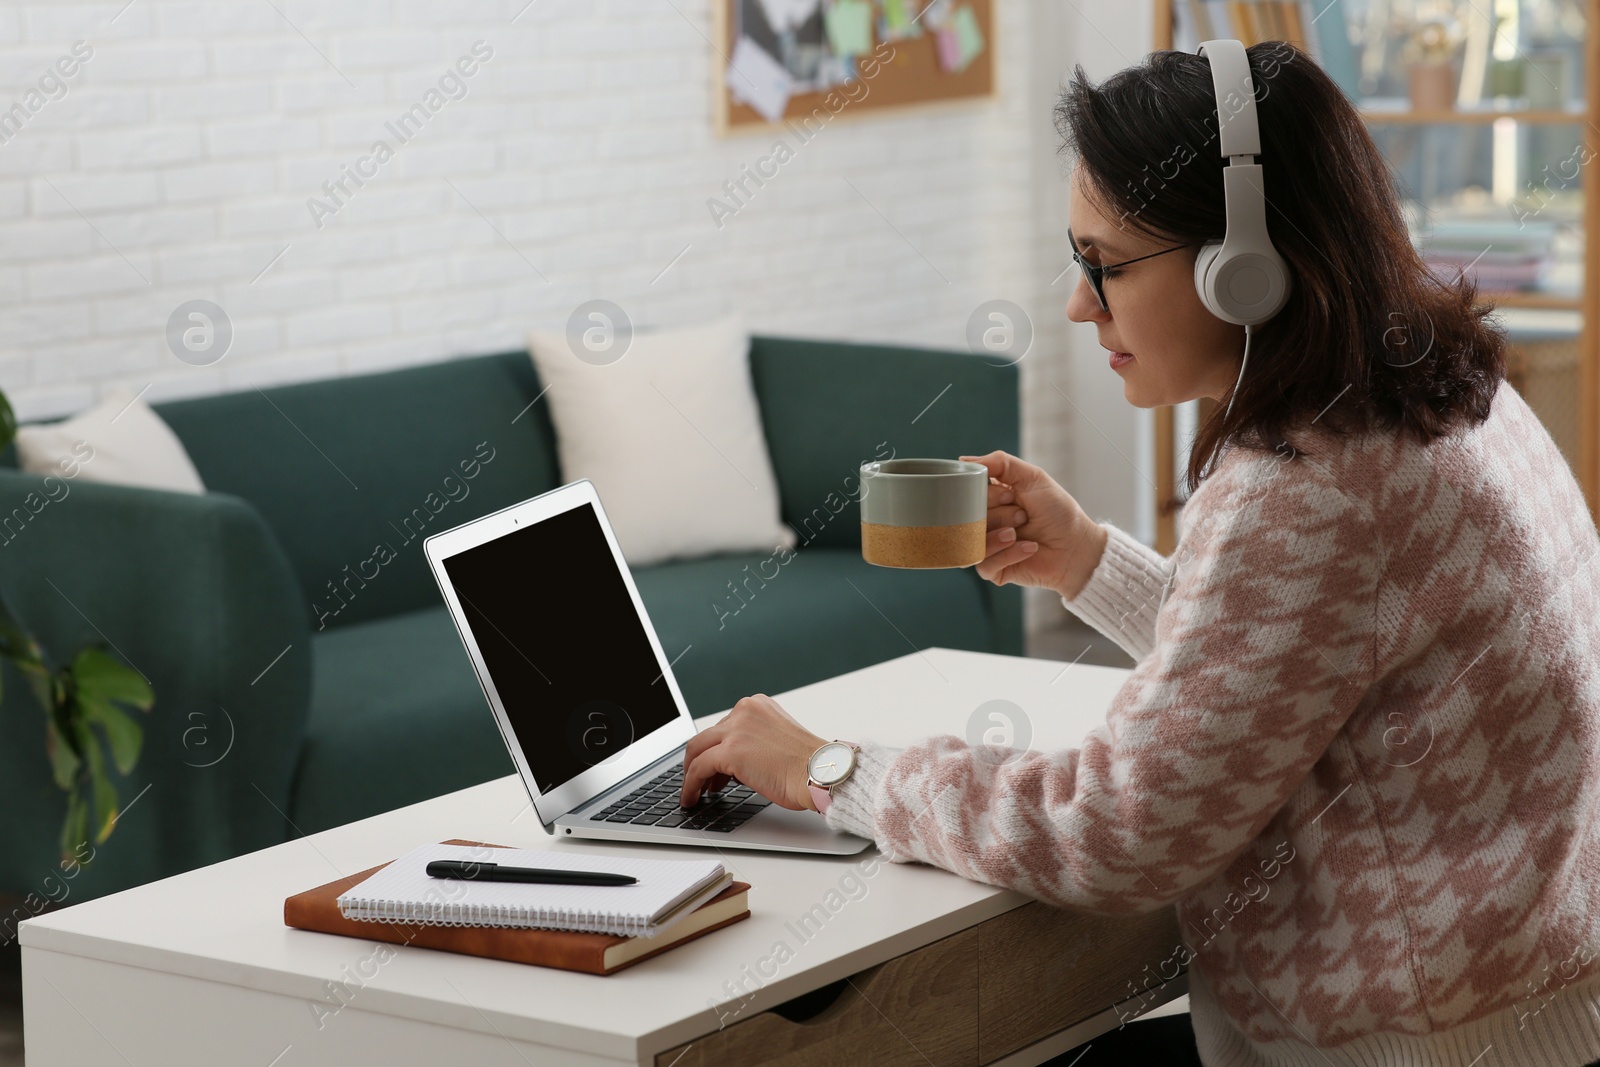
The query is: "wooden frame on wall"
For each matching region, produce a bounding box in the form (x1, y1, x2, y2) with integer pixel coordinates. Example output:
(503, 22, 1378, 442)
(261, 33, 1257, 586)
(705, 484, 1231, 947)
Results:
(1150, 0, 1600, 549)
(712, 0, 996, 136)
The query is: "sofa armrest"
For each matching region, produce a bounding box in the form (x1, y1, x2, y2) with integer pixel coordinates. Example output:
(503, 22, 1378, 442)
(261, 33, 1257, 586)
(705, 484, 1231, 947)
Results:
(0, 471, 312, 901)
(750, 336, 1024, 656)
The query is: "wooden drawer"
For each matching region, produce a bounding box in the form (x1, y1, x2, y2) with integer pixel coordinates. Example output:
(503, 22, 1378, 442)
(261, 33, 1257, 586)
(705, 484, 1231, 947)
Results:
(978, 901, 1182, 1062)
(654, 901, 1181, 1066)
(655, 925, 980, 1066)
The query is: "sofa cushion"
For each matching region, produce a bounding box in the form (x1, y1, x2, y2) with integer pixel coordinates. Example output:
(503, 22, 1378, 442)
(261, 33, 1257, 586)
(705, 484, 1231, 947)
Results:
(526, 315, 796, 567)
(17, 387, 205, 494)
(291, 606, 514, 833)
(289, 545, 992, 831)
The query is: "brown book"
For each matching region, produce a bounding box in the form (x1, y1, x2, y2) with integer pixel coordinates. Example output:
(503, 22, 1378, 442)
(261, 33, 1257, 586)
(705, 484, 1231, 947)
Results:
(284, 840, 751, 976)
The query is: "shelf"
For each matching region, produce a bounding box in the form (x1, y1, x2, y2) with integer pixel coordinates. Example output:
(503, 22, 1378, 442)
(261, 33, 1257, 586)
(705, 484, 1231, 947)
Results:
(1478, 291, 1584, 310)
(1151, 0, 1600, 543)
(1360, 107, 1588, 125)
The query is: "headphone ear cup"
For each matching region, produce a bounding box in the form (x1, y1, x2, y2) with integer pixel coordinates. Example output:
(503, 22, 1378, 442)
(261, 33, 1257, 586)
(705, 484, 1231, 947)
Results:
(1193, 240, 1225, 319)
(1194, 241, 1292, 325)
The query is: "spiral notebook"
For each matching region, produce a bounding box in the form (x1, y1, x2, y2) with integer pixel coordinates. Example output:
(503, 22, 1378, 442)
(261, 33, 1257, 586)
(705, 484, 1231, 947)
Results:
(335, 842, 732, 939)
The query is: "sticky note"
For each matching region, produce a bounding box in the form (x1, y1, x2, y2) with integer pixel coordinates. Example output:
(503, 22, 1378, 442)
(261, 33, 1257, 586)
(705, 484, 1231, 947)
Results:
(936, 3, 983, 72)
(824, 0, 873, 57)
(952, 4, 983, 59)
(881, 0, 920, 39)
(726, 35, 793, 122)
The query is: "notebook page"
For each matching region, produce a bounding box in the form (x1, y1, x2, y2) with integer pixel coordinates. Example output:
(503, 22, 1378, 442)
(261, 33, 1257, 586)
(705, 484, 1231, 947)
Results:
(336, 843, 728, 937)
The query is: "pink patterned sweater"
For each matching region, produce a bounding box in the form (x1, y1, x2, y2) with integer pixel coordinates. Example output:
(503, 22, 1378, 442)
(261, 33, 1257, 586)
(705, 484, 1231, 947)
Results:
(821, 381, 1600, 1067)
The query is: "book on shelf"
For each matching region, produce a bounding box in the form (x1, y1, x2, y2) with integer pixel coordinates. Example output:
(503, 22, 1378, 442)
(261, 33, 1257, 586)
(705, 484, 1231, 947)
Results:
(1173, 0, 1361, 102)
(1417, 218, 1560, 293)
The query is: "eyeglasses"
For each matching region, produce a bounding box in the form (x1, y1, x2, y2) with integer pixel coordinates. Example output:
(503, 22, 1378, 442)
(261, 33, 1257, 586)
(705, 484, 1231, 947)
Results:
(1068, 227, 1198, 312)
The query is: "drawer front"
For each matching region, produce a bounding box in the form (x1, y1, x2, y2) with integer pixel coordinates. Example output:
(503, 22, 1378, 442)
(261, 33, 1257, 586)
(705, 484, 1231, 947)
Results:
(978, 901, 1182, 1061)
(655, 925, 980, 1067)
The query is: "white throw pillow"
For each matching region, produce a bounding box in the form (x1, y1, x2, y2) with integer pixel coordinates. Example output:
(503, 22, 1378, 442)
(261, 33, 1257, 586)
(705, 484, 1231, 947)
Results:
(526, 315, 796, 566)
(15, 387, 205, 494)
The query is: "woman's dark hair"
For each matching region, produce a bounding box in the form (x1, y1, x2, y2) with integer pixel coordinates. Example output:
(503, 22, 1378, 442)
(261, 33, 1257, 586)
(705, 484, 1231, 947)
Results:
(1055, 42, 1507, 499)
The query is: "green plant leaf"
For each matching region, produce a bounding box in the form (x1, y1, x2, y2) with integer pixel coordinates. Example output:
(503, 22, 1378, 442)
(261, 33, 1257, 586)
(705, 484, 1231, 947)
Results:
(79, 694, 143, 776)
(92, 778, 118, 845)
(60, 788, 88, 866)
(0, 589, 46, 697)
(24, 661, 52, 717)
(85, 740, 118, 845)
(71, 648, 153, 711)
(0, 389, 14, 456)
(44, 718, 81, 790)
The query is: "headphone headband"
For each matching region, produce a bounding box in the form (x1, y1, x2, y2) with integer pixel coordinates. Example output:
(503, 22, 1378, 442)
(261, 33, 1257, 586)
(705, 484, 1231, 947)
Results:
(1191, 38, 1290, 327)
(1197, 38, 1262, 158)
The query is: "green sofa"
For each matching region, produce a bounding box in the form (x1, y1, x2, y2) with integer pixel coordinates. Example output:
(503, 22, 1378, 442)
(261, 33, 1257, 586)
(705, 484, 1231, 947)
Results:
(0, 336, 1020, 901)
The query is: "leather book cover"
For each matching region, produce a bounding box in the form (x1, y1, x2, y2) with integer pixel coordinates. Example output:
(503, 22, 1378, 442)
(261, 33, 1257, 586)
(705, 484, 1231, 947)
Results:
(283, 839, 751, 976)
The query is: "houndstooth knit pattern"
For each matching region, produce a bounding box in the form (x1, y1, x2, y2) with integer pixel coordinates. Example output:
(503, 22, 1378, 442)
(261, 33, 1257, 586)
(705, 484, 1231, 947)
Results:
(821, 381, 1600, 1067)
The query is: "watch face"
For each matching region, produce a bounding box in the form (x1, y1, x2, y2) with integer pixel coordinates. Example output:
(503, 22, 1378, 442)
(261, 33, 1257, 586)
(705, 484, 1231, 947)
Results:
(809, 742, 855, 786)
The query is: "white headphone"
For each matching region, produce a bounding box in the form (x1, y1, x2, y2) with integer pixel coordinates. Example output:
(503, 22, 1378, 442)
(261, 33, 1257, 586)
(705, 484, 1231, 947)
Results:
(1193, 39, 1291, 327)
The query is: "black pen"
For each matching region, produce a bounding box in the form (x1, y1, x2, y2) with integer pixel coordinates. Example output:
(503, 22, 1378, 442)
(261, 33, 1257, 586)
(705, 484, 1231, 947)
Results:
(425, 859, 637, 886)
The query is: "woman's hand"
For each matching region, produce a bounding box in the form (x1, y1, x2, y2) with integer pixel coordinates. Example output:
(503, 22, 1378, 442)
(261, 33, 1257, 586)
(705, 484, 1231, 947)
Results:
(959, 450, 1109, 600)
(680, 694, 828, 812)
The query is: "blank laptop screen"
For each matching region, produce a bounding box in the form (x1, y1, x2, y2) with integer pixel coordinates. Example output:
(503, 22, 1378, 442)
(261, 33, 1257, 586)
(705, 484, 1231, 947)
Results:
(440, 501, 681, 796)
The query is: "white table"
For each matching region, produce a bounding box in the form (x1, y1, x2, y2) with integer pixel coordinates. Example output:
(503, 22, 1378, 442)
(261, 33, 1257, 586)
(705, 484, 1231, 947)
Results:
(22, 648, 1188, 1066)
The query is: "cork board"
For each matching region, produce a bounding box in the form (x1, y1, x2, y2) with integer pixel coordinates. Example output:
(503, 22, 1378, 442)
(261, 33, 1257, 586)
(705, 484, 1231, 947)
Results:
(713, 0, 995, 134)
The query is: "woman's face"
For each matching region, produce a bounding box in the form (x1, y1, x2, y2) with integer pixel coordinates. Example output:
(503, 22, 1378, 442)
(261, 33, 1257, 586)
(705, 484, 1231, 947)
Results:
(1066, 165, 1246, 407)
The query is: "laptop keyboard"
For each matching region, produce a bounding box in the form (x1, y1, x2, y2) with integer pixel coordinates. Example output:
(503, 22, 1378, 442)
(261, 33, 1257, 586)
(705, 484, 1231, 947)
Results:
(589, 762, 772, 833)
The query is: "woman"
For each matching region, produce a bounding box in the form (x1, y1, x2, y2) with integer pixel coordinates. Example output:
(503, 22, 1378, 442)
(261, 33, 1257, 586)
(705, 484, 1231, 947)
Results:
(679, 42, 1600, 1067)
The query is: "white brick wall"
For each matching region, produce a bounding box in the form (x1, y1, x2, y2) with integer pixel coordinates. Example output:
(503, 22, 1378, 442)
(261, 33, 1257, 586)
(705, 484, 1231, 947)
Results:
(0, 0, 1157, 632)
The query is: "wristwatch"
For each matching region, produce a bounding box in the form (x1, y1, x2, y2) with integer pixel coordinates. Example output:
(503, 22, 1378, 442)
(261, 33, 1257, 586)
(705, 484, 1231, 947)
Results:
(806, 739, 859, 815)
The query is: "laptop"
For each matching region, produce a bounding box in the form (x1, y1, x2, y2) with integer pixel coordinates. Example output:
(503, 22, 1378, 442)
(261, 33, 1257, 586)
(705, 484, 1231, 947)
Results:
(423, 478, 872, 856)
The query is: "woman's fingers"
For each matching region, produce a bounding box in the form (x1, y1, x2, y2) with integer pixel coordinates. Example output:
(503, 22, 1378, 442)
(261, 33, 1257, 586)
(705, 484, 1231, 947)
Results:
(681, 723, 719, 774)
(961, 455, 1023, 509)
(981, 502, 1032, 570)
(680, 744, 729, 808)
(976, 539, 1039, 583)
(984, 504, 1029, 535)
(986, 481, 1016, 508)
(959, 453, 1003, 480)
(986, 526, 1017, 556)
(962, 451, 1037, 491)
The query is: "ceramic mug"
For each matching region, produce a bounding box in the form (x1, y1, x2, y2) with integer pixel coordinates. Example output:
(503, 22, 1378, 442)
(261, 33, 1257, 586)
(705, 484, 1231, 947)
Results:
(859, 458, 988, 569)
